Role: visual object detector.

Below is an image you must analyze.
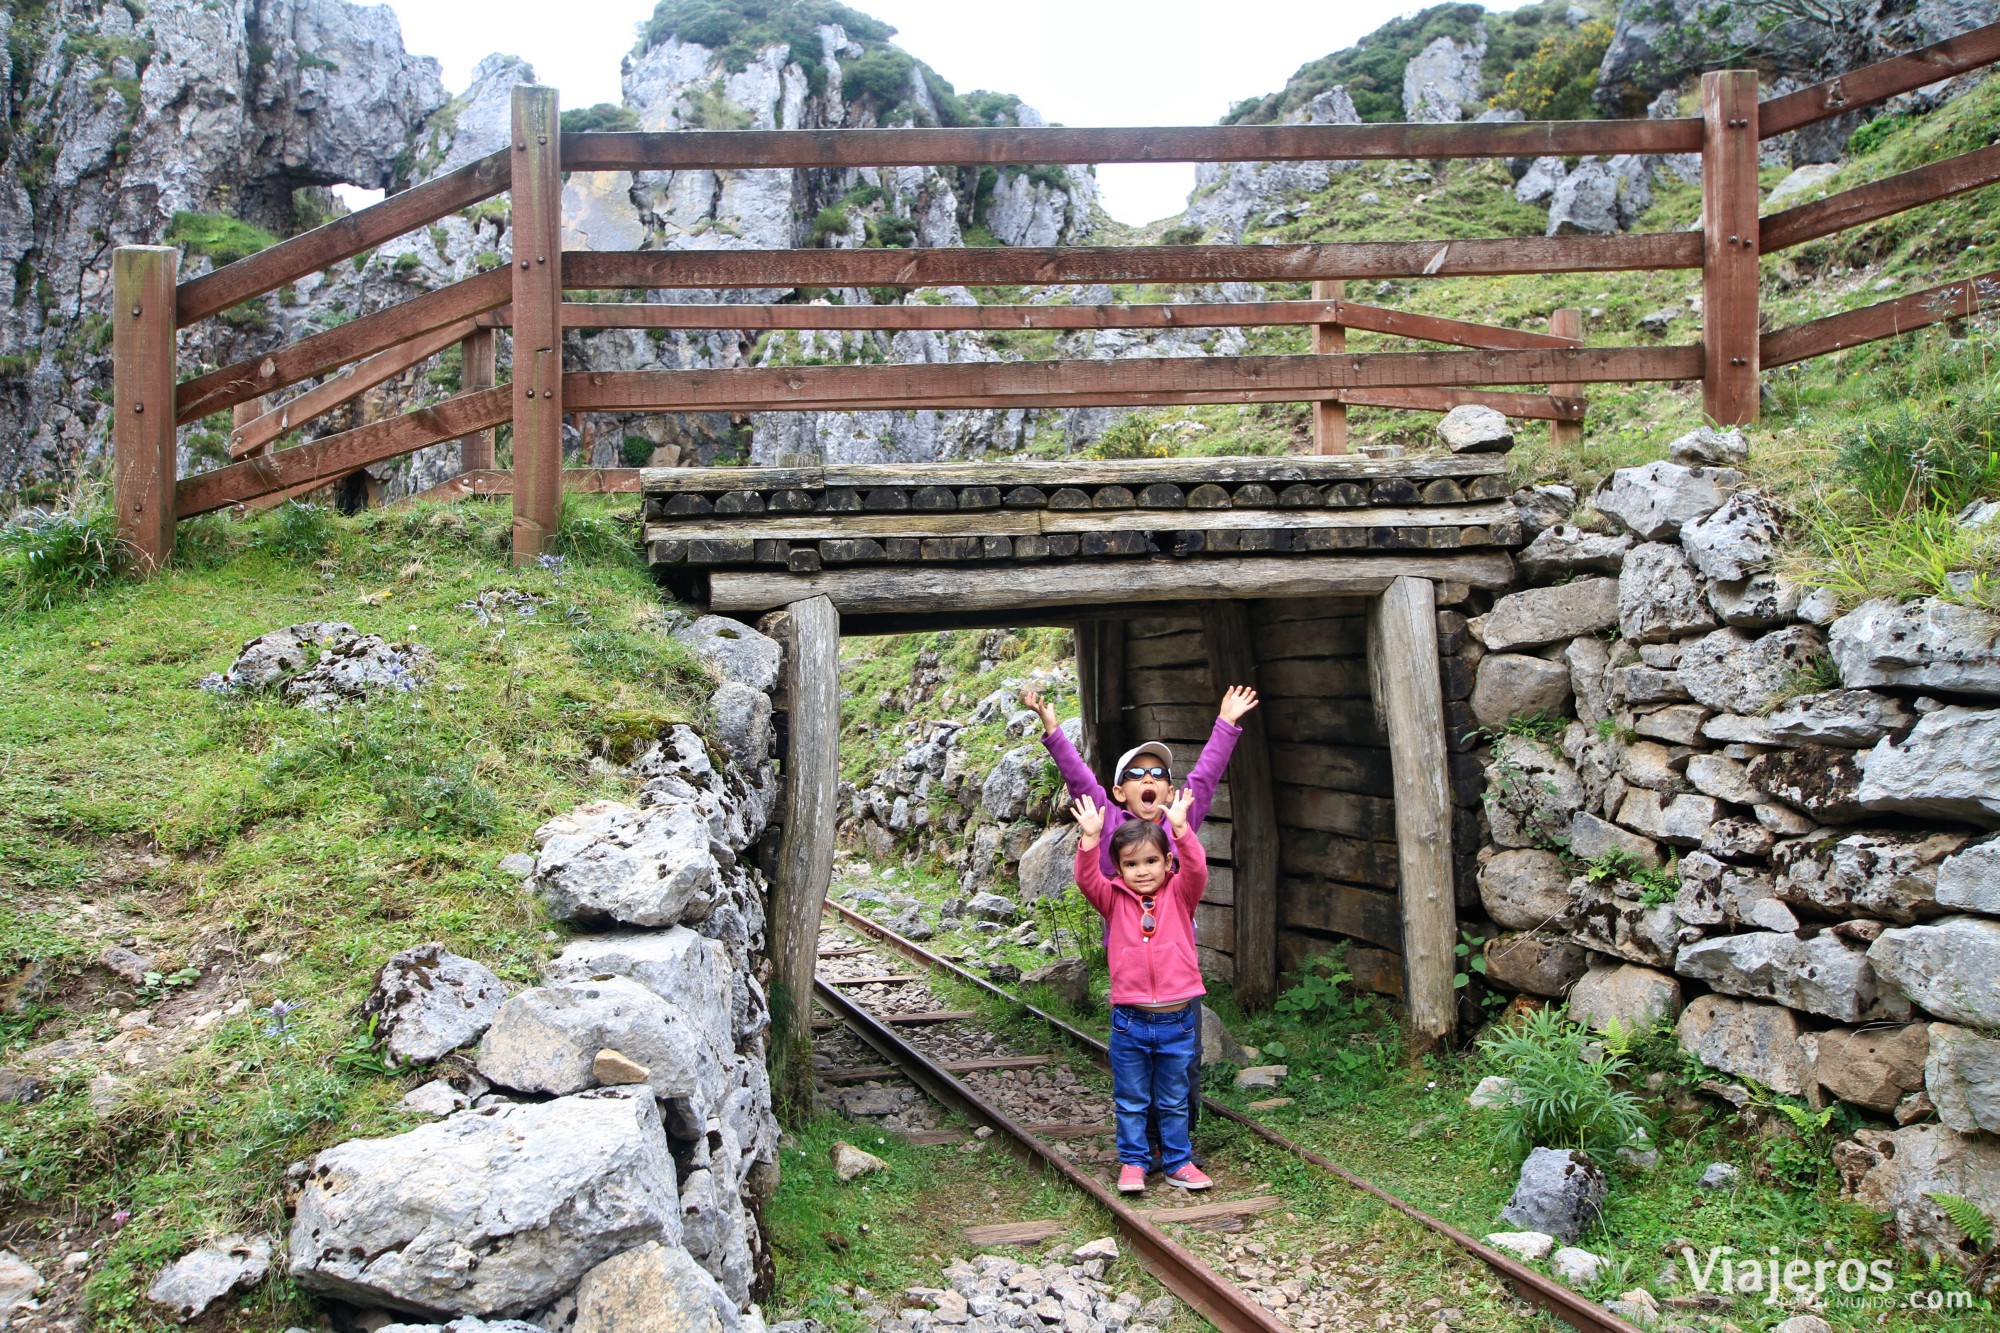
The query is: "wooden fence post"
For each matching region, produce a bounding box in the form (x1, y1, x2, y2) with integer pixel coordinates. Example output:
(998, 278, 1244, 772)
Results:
(1702, 69, 1761, 426)
(1371, 576, 1456, 1052)
(769, 593, 841, 1121)
(510, 84, 562, 563)
(1548, 307, 1583, 452)
(112, 245, 180, 571)
(1074, 620, 1125, 779)
(1311, 279, 1347, 455)
(1200, 601, 1278, 1010)
(459, 327, 497, 473)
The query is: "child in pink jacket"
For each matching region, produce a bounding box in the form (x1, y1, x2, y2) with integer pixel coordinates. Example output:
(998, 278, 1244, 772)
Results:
(1071, 790, 1211, 1194)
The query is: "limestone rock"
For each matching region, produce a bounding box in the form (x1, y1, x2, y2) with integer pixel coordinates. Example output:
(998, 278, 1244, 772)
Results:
(1748, 745, 1867, 824)
(1568, 811, 1661, 867)
(1857, 705, 2000, 827)
(1835, 1124, 2000, 1273)
(290, 1089, 678, 1317)
(1484, 739, 1584, 850)
(1615, 788, 1719, 847)
(710, 682, 773, 767)
(532, 801, 719, 927)
(281, 634, 435, 711)
(0, 1252, 43, 1315)
(831, 1141, 889, 1182)
(1436, 404, 1513, 453)
(594, 1049, 651, 1086)
(1697, 1162, 1740, 1190)
(1869, 917, 2000, 1028)
(362, 943, 509, 1066)
(1925, 1023, 2000, 1134)
(966, 892, 1020, 923)
(1566, 636, 1615, 725)
(1515, 155, 1565, 203)
(1828, 598, 2000, 697)
(1680, 492, 1782, 583)
(672, 616, 781, 693)
(1592, 462, 1742, 541)
(980, 747, 1037, 823)
(1483, 1231, 1555, 1261)
(1471, 578, 1620, 651)
(1483, 933, 1590, 997)
(1702, 816, 1774, 863)
(1499, 1148, 1606, 1242)
(1547, 158, 1619, 235)
(1471, 654, 1573, 729)
(1550, 1247, 1607, 1285)
(477, 978, 719, 1118)
(1766, 690, 1915, 748)
(1200, 1005, 1255, 1066)
(199, 621, 355, 693)
(1812, 1025, 1928, 1114)
(1709, 573, 1804, 629)
(1612, 663, 1690, 706)
(1571, 876, 1688, 968)
(1936, 837, 2000, 915)
(1566, 962, 1682, 1032)
(1675, 931, 1911, 1023)
(147, 1235, 272, 1320)
(1685, 754, 1759, 806)
(1678, 994, 1814, 1097)
(1469, 1075, 1521, 1108)
(1511, 484, 1577, 536)
(1017, 825, 1081, 904)
(1674, 851, 1778, 927)
(1773, 830, 1968, 924)
(1668, 427, 1749, 467)
(1619, 542, 1717, 644)
(1403, 31, 1485, 121)
(400, 1078, 474, 1117)
(571, 1240, 741, 1333)
(1234, 1065, 1287, 1090)
(1677, 626, 1826, 716)
(1517, 525, 1633, 580)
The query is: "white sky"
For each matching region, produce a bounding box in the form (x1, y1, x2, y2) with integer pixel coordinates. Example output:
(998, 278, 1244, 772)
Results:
(377, 0, 1535, 224)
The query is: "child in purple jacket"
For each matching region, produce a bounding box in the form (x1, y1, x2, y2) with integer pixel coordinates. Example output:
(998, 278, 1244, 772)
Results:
(1020, 682, 1260, 1170)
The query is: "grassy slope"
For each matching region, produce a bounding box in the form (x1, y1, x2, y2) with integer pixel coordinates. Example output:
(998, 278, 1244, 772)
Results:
(0, 498, 716, 1331)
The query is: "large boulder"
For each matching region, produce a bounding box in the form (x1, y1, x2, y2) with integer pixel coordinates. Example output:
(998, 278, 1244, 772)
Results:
(1471, 654, 1573, 728)
(1936, 837, 2000, 915)
(290, 1089, 679, 1317)
(1478, 849, 1575, 930)
(1546, 158, 1619, 235)
(1618, 542, 1717, 644)
(1869, 917, 2000, 1028)
(1924, 1023, 2000, 1135)
(709, 682, 773, 767)
(1403, 31, 1484, 121)
(1592, 462, 1742, 541)
(1499, 1148, 1607, 1242)
(1813, 1025, 1928, 1114)
(1471, 578, 1620, 651)
(1828, 598, 2000, 697)
(1857, 706, 2000, 827)
(1484, 738, 1584, 850)
(1677, 626, 1826, 716)
(1483, 933, 1591, 997)
(1016, 824, 1081, 904)
(980, 746, 1037, 823)
(1680, 492, 1782, 583)
(1674, 931, 1911, 1024)
(671, 616, 781, 693)
(1766, 689, 1915, 747)
(1436, 404, 1514, 453)
(1773, 830, 1970, 924)
(532, 801, 719, 927)
(542, 928, 748, 1045)
(1835, 1124, 2000, 1273)
(571, 1240, 743, 1333)
(362, 944, 509, 1067)
(1677, 994, 1815, 1097)
(1566, 962, 1682, 1032)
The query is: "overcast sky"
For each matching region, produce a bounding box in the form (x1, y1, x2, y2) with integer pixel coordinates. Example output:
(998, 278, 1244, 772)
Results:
(379, 0, 1536, 224)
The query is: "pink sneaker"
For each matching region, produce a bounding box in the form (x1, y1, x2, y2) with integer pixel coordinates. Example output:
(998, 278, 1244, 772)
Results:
(1165, 1163, 1212, 1191)
(1117, 1164, 1147, 1194)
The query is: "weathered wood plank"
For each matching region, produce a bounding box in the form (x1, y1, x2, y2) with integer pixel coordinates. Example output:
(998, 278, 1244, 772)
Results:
(1142, 1195, 1285, 1224)
(564, 233, 1704, 290)
(1760, 22, 2000, 136)
(1261, 697, 1387, 747)
(1202, 601, 1278, 1009)
(1124, 629, 1209, 670)
(1280, 932, 1405, 997)
(1373, 576, 1457, 1051)
(176, 150, 509, 327)
(642, 455, 1505, 493)
(1762, 142, 2000, 252)
(458, 327, 498, 473)
(1282, 831, 1402, 892)
(1702, 70, 1762, 426)
(1547, 308, 1585, 454)
(1280, 878, 1405, 952)
(1256, 656, 1371, 699)
(1252, 615, 1371, 662)
(228, 317, 476, 458)
(1314, 277, 1347, 456)
(1761, 266, 2000, 366)
(1274, 782, 1397, 839)
(511, 85, 563, 565)
(963, 1220, 1067, 1246)
(1267, 743, 1393, 797)
(708, 552, 1514, 617)
(1125, 665, 1216, 708)
(113, 247, 180, 570)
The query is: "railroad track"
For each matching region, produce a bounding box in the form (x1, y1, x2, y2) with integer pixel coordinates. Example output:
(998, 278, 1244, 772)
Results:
(813, 899, 1642, 1333)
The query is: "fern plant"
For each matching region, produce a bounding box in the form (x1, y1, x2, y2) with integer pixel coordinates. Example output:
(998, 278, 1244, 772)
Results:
(1477, 1006, 1655, 1166)
(1931, 1194, 1996, 1251)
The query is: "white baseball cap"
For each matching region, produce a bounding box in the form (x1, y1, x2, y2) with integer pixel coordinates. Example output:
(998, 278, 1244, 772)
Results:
(1112, 741, 1175, 783)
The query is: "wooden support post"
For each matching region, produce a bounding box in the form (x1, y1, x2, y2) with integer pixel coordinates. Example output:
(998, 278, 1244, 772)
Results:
(1701, 69, 1761, 426)
(112, 245, 180, 572)
(1074, 620, 1126, 779)
(459, 327, 497, 473)
(1311, 279, 1347, 455)
(1200, 601, 1278, 1010)
(1370, 576, 1456, 1051)
(1547, 308, 1583, 452)
(769, 593, 841, 1121)
(510, 84, 562, 564)
(230, 395, 268, 458)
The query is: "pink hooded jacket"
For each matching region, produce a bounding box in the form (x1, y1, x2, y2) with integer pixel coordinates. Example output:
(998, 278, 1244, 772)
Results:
(1074, 825, 1209, 1008)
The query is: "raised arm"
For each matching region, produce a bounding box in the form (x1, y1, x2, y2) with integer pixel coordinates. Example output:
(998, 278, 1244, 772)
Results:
(1168, 819, 1210, 916)
(1025, 687, 1109, 809)
(1069, 794, 1116, 916)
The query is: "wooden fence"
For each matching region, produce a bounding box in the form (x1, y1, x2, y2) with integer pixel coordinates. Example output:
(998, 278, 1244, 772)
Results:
(110, 22, 2000, 570)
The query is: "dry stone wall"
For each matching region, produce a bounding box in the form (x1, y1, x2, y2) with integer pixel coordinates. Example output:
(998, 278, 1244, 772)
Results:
(1467, 427, 2000, 1276)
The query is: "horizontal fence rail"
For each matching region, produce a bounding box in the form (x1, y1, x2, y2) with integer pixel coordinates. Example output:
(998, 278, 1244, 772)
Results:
(1762, 265, 2000, 366)
(1759, 22, 2000, 136)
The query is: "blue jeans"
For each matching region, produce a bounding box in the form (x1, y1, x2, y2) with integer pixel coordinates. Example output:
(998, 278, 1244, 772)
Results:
(1109, 1004, 1198, 1172)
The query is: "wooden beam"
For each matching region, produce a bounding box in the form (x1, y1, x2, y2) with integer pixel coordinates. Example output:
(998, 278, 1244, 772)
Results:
(228, 318, 476, 459)
(569, 346, 1700, 417)
(565, 233, 1702, 291)
(175, 265, 513, 424)
(1312, 279, 1347, 456)
(1371, 577, 1456, 1052)
(1202, 602, 1278, 1010)
(559, 119, 1702, 171)
(403, 467, 642, 505)
(175, 386, 510, 518)
(1075, 620, 1125, 781)
(175, 150, 510, 327)
(458, 327, 498, 472)
(708, 552, 1515, 617)
(112, 246, 180, 572)
(1759, 21, 2000, 137)
(1761, 266, 2000, 367)
(1547, 308, 1584, 452)
(1281, 879, 1404, 953)
(1702, 70, 1761, 426)
(643, 454, 1505, 493)
(1760, 142, 2000, 252)
(511, 85, 563, 566)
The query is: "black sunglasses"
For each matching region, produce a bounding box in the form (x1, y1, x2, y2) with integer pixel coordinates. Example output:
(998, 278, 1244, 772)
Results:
(1122, 764, 1170, 780)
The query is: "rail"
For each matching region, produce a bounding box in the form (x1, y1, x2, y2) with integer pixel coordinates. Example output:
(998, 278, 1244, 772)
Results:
(107, 22, 2000, 569)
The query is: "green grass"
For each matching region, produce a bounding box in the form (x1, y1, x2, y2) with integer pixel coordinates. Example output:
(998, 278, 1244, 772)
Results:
(0, 495, 718, 1331)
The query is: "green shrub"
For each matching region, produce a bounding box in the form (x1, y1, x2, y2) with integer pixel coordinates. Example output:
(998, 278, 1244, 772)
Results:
(841, 47, 915, 116)
(1477, 1007, 1655, 1166)
(164, 211, 279, 265)
(1836, 401, 2000, 517)
(561, 102, 641, 134)
(865, 214, 916, 248)
(808, 205, 850, 245)
(1159, 223, 1204, 246)
(254, 502, 337, 561)
(1844, 111, 1912, 158)
(1493, 20, 1613, 119)
(620, 435, 657, 467)
(0, 490, 121, 614)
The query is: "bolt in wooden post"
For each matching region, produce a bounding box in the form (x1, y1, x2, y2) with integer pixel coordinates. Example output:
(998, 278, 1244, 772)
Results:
(1548, 307, 1584, 452)
(510, 84, 562, 564)
(1311, 279, 1348, 455)
(1702, 69, 1761, 426)
(458, 327, 497, 473)
(112, 245, 180, 572)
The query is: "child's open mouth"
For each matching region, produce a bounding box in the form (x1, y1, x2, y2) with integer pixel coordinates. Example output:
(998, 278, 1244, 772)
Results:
(1131, 783, 1167, 816)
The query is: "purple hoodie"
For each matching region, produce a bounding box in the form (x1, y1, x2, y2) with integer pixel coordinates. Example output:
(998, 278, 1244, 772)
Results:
(1040, 717, 1242, 883)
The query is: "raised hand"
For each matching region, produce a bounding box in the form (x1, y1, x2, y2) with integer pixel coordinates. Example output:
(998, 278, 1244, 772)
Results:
(1218, 685, 1260, 725)
(1165, 786, 1195, 837)
(1071, 793, 1105, 844)
(1021, 686, 1060, 736)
